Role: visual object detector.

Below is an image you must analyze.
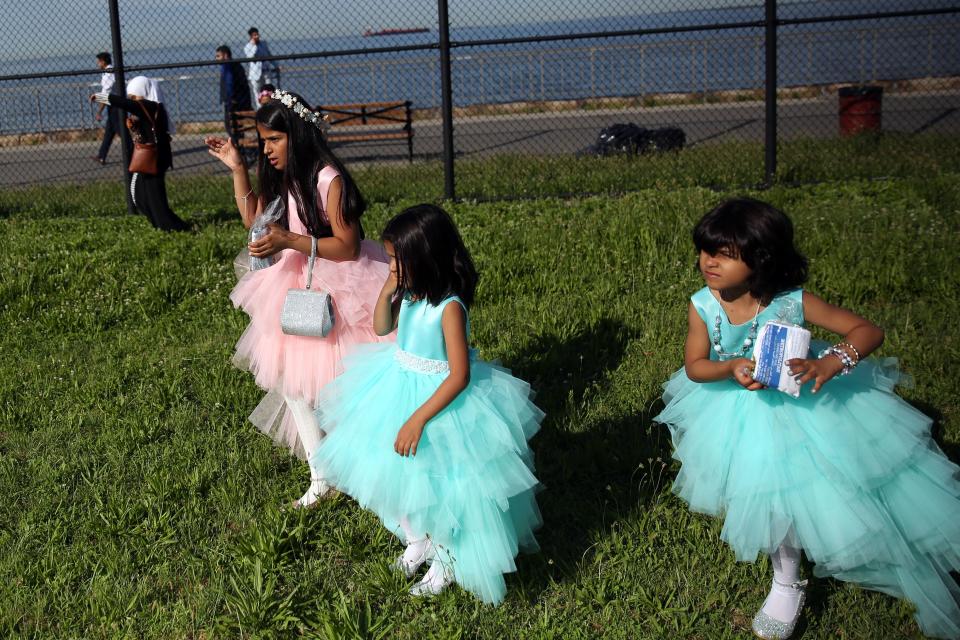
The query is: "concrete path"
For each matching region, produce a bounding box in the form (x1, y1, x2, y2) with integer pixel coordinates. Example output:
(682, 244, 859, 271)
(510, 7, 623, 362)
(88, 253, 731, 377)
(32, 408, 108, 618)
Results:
(1, 91, 956, 188)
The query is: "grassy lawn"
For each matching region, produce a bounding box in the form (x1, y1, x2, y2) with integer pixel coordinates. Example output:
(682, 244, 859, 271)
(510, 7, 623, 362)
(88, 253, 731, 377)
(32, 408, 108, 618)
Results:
(0, 147, 958, 638)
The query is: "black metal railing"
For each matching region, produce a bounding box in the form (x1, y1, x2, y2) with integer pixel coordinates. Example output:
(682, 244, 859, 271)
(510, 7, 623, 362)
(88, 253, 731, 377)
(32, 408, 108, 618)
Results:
(0, 0, 957, 196)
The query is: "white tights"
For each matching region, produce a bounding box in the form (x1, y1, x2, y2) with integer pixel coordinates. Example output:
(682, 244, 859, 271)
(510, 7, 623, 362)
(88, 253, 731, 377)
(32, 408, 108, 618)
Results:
(399, 517, 432, 561)
(284, 395, 329, 503)
(400, 517, 453, 592)
(762, 543, 805, 622)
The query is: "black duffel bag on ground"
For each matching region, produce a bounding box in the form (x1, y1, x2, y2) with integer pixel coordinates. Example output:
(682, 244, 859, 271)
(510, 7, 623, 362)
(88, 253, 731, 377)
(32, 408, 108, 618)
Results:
(580, 122, 686, 156)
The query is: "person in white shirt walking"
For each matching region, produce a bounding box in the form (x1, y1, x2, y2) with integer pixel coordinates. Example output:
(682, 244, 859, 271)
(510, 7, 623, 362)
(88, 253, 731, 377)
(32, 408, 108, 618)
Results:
(92, 52, 121, 164)
(243, 27, 279, 110)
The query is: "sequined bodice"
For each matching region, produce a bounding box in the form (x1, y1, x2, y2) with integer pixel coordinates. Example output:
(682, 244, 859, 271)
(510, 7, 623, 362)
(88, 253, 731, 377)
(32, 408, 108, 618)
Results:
(691, 287, 804, 361)
(397, 296, 469, 361)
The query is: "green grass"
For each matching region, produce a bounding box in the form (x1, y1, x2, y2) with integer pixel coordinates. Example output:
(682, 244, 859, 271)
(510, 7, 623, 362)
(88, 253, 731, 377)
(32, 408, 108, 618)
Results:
(2, 133, 960, 210)
(0, 148, 959, 638)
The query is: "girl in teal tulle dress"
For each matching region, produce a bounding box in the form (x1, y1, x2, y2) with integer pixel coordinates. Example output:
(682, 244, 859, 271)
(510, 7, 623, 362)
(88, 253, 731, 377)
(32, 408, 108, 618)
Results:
(310, 204, 543, 604)
(655, 198, 960, 639)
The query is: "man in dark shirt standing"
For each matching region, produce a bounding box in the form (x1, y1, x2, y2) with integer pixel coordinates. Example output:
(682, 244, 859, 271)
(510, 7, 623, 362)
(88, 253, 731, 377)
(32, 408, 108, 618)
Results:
(215, 45, 252, 145)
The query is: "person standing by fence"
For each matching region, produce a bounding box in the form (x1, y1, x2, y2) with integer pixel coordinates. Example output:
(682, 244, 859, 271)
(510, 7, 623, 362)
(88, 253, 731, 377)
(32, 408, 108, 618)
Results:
(216, 45, 252, 145)
(243, 27, 279, 110)
(91, 52, 121, 165)
(93, 76, 189, 232)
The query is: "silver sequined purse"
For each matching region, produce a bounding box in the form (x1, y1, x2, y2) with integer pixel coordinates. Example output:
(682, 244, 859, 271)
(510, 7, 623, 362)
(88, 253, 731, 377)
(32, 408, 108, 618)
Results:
(279, 237, 334, 337)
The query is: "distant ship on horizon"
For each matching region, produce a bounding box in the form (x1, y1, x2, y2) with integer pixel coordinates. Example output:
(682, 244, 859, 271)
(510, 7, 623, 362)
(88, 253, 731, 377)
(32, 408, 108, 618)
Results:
(363, 27, 430, 37)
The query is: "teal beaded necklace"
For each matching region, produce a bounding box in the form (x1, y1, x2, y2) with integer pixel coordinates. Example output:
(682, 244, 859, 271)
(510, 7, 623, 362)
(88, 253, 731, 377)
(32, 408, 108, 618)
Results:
(712, 300, 761, 359)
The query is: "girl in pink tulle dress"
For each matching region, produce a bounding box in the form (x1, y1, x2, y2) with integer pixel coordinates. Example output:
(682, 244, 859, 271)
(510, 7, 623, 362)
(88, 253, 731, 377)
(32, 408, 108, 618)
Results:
(206, 89, 392, 508)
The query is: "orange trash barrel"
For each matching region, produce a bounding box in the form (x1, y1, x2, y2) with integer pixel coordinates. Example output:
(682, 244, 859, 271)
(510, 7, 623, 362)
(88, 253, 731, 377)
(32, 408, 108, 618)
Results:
(839, 85, 883, 136)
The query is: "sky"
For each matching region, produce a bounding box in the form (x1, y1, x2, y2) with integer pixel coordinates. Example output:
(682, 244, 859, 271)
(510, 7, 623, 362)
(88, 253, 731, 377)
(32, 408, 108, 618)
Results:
(3, 0, 764, 65)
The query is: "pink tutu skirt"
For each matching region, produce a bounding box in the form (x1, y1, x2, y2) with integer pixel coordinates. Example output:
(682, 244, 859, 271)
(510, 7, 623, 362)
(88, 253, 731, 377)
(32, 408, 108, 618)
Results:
(230, 239, 393, 457)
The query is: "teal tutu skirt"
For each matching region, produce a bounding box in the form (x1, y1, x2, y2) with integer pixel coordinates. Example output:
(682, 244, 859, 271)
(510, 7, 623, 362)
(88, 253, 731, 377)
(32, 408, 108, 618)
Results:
(311, 344, 544, 604)
(655, 346, 960, 638)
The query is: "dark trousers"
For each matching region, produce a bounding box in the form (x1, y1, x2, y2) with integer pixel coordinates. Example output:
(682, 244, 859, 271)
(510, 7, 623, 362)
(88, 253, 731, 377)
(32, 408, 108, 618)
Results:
(131, 171, 189, 231)
(97, 106, 119, 161)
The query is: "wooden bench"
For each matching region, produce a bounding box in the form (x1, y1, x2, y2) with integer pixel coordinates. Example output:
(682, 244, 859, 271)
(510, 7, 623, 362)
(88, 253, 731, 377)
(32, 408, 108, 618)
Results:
(320, 101, 414, 162)
(228, 109, 260, 164)
(229, 101, 414, 163)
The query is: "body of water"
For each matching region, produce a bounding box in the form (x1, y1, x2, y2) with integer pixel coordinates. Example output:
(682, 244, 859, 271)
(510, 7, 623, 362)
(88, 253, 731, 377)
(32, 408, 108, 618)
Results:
(0, 0, 956, 135)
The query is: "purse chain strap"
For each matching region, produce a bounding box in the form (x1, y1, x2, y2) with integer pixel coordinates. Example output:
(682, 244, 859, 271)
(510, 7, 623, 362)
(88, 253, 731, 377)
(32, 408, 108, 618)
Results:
(305, 236, 317, 290)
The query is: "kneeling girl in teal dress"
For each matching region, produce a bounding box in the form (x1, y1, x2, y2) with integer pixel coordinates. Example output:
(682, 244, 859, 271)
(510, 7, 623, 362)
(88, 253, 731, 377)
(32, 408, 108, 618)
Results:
(655, 198, 960, 639)
(311, 204, 543, 604)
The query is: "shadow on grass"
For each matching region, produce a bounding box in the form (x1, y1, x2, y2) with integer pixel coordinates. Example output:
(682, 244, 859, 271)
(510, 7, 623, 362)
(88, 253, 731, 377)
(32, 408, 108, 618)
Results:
(499, 323, 960, 608)
(500, 318, 675, 596)
(185, 206, 245, 227)
(911, 400, 960, 466)
(517, 409, 672, 592)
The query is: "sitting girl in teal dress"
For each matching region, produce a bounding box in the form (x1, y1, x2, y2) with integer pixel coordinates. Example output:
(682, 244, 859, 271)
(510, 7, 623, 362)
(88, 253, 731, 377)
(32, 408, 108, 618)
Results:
(311, 204, 543, 604)
(655, 198, 960, 639)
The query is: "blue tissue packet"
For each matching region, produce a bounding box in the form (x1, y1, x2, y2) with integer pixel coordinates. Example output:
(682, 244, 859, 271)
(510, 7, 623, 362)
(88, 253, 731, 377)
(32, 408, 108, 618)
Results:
(752, 321, 811, 397)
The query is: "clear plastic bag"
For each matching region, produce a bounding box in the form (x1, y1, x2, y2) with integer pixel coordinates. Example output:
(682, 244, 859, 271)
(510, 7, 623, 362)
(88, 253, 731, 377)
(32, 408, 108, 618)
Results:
(247, 196, 285, 271)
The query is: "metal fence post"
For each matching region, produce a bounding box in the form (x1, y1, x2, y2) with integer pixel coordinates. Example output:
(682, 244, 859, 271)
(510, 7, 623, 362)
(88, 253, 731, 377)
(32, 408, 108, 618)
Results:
(539, 52, 545, 100)
(702, 41, 708, 100)
(755, 36, 761, 85)
(640, 45, 645, 97)
(35, 89, 43, 133)
(590, 47, 597, 98)
(108, 0, 135, 214)
(857, 29, 867, 84)
(79, 86, 87, 129)
(559, 57, 564, 93)
(369, 62, 376, 99)
(690, 44, 697, 95)
(764, 0, 777, 186)
(174, 77, 182, 123)
(437, 0, 455, 201)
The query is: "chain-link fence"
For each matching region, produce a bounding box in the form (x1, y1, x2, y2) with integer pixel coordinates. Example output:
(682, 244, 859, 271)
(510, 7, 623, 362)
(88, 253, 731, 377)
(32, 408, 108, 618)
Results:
(1, 1, 957, 196)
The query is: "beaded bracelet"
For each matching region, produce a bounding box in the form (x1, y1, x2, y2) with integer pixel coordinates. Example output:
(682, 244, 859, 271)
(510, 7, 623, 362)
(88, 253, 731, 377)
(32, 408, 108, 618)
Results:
(835, 341, 861, 365)
(817, 345, 855, 375)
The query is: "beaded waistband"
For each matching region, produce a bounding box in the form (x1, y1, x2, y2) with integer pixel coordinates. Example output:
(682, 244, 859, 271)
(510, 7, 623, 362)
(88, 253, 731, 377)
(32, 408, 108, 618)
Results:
(394, 349, 450, 374)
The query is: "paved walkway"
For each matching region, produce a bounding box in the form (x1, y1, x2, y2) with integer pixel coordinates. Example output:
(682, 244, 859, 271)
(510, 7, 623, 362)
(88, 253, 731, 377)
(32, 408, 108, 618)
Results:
(1, 91, 957, 188)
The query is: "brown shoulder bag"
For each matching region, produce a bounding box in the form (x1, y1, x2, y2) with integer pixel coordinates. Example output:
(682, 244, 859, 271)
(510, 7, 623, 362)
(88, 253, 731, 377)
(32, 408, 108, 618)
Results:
(127, 102, 159, 175)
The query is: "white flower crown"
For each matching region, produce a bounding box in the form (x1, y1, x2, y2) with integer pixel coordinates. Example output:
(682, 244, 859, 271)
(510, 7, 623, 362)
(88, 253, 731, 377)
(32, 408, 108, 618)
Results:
(271, 89, 330, 132)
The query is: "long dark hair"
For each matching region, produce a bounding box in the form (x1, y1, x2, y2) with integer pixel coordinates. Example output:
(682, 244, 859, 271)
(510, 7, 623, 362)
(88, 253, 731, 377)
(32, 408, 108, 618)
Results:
(382, 204, 478, 306)
(255, 94, 365, 238)
(693, 197, 808, 301)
